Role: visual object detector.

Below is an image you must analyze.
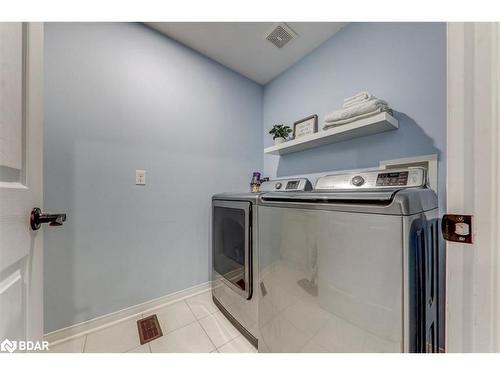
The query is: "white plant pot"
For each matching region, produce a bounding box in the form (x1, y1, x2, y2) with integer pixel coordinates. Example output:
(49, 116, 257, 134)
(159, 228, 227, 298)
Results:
(274, 137, 286, 145)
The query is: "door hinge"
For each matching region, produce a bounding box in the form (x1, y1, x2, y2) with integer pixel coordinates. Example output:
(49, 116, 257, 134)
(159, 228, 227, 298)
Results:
(442, 214, 473, 244)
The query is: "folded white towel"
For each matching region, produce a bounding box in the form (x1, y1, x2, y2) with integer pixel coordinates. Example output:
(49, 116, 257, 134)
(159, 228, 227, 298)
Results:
(323, 107, 389, 129)
(324, 98, 388, 123)
(343, 91, 373, 108)
(344, 95, 374, 109)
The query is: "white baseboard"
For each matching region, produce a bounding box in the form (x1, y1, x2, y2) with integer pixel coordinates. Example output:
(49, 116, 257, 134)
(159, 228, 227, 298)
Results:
(44, 281, 211, 346)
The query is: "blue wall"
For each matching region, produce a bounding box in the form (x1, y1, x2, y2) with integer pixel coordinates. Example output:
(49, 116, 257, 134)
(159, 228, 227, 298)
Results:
(43, 23, 263, 333)
(44, 22, 446, 333)
(263, 23, 446, 209)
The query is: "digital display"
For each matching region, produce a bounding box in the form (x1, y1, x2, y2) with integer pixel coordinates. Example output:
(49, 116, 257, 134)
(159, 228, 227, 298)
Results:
(286, 180, 300, 190)
(376, 171, 409, 186)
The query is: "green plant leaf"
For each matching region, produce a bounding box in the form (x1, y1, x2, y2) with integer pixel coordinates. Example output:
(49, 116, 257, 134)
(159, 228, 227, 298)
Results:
(269, 124, 292, 140)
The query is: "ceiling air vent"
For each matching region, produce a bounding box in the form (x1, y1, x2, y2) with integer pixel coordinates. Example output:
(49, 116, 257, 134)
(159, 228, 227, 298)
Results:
(265, 23, 297, 48)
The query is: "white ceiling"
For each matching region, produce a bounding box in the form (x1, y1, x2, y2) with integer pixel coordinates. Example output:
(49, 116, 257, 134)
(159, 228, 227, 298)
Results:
(146, 22, 347, 85)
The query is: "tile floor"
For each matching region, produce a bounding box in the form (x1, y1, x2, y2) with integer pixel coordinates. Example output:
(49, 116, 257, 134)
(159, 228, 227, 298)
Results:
(48, 291, 257, 353)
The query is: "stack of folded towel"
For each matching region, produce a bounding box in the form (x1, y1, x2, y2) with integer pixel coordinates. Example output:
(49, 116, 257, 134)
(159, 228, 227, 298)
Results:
(323, 92, 392, 130)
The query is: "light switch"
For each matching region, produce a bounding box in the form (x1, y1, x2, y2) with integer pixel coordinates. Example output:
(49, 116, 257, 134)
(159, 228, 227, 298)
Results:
(136, 170, 146, 185)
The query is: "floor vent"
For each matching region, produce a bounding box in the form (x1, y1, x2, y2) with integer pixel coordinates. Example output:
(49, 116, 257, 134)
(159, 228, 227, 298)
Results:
(137, 314, 163, 345)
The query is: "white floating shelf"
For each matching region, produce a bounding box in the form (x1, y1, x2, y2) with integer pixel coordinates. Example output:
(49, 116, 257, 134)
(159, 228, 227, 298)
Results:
(264, 112, 399, 156)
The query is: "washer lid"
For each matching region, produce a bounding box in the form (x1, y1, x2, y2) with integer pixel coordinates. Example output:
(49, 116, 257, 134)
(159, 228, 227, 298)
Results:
(259, 188, 438, 215)
(260, 189, 398, 203)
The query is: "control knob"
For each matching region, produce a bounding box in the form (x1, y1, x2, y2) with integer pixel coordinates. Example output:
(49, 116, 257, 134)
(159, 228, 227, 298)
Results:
(351, 175, 365, 186)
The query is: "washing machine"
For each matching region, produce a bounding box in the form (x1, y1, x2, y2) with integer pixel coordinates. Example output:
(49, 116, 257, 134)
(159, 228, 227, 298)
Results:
(256, 167, 441, 353)
(211, 178, 312, 348)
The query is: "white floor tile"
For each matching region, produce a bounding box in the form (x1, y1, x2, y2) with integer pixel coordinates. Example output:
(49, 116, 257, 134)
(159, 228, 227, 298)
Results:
(126, 344, 151, 353)
(49, 336, 86, 353)
(84, 317, 141, 353)
(198, 311, 240, 348)
(149, 321, 215, 353)
(185, 291, 218, 319)
(218, 336, 257, 353)
(153, 300, 196, 334)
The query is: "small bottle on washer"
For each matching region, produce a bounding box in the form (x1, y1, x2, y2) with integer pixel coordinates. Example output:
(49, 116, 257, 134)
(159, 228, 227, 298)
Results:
(250, 172, 270, 193)
(250, 172, 261, 193)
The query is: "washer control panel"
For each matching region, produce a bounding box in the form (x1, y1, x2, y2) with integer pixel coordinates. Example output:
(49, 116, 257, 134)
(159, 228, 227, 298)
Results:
(261, 178, 312, 192)
(376, 171, 409, 186)
(315, 168, 426, 190)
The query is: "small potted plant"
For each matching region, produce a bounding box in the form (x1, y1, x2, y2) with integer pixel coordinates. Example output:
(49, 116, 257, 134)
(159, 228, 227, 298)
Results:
(269, 124, 292, 145)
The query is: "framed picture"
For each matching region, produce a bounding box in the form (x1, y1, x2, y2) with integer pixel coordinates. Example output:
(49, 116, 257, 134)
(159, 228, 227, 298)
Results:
(293, 114, 318, 139)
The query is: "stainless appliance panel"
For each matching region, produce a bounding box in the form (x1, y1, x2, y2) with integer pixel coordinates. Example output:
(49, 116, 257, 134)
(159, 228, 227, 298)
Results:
(257, 205, 403, 352)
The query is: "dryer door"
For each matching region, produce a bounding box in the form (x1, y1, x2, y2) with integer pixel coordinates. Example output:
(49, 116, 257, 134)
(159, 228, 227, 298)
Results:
(212, 200, 252, 299)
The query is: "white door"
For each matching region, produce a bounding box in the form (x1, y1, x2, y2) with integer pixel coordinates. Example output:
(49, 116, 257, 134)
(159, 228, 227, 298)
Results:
(446, 22, 500, 352)
(0, 23, 44, 351)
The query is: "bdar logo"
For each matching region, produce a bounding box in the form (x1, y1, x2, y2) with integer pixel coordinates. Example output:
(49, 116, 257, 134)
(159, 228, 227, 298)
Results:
(1, 339, 17, 353)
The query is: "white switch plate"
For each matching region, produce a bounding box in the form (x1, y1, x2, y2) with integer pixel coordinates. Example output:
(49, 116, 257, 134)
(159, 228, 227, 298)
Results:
(136, 170, 146, 185)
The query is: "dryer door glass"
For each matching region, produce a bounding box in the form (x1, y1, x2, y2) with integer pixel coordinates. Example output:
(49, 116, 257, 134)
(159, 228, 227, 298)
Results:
(213, 201, 251, 298)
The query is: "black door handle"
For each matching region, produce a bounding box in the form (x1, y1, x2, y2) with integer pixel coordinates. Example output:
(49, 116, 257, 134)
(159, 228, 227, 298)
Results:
(30, 207, 67, 230)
